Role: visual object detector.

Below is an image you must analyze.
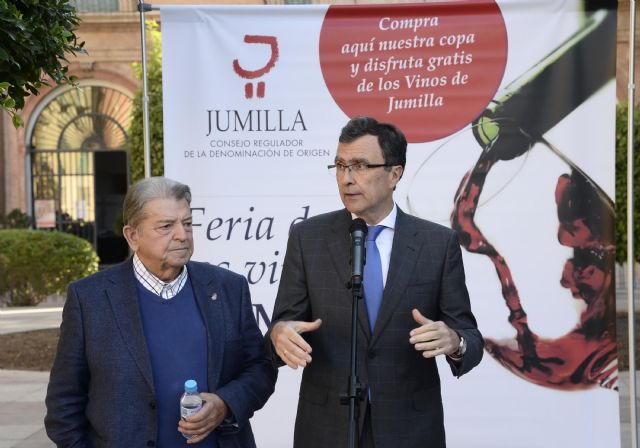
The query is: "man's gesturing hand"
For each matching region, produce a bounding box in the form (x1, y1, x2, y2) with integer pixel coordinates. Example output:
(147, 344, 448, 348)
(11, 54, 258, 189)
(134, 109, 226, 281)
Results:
(409, 309, 460, 358)
(270, 319, 322, 369)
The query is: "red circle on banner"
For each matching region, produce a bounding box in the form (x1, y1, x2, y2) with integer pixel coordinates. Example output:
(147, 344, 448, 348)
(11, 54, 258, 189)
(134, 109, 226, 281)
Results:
(319, 2, 508, 143)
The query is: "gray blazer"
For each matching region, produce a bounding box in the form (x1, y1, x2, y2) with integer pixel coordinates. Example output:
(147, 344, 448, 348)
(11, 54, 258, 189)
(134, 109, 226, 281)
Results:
(45, 259, 276, 448)
(267, 208, 483, 448)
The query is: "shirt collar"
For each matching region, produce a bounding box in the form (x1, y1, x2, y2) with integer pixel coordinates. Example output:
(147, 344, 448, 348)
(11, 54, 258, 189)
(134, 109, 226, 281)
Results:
(132, 253, 189, 300)
(351, 203, 397, 230)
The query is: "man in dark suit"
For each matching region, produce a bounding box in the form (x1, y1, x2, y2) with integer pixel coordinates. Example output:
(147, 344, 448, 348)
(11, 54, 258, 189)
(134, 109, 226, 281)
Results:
(45, 177, 276, 447)
(267, 117, 483, 448)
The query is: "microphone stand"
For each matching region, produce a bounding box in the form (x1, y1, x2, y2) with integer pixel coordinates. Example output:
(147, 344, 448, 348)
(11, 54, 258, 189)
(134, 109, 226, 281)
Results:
(340, 219, 366, 448)
(340, 277, 364, 448)
(340, 260, 366, 448)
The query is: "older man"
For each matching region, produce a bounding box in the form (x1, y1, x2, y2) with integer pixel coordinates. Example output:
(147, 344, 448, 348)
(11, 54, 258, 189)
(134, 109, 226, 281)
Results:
(267, 117, 483, 448)
(45, 177, 276, 447)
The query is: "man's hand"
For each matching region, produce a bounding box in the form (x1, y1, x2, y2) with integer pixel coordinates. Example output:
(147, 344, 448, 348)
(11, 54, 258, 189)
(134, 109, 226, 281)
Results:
(409, 309, 460, 358)
(270, 319, 322, 369)
(178, 392, 229, 443)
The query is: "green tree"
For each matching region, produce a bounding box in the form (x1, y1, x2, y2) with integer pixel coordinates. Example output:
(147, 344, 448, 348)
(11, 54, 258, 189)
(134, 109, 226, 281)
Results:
(0, 209, 31, 229)
(615, 102, 640, 264)
(0, 0, 84, 127)
(129, 21, 163, 182)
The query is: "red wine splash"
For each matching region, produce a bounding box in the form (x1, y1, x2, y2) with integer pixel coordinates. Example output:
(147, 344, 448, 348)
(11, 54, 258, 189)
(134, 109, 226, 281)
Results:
(451, 141, 617, 390)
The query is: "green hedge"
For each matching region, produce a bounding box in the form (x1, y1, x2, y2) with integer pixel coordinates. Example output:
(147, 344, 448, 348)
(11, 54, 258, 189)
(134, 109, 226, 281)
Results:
(615, 103, 640, 264)
(0, 229, 99, 306)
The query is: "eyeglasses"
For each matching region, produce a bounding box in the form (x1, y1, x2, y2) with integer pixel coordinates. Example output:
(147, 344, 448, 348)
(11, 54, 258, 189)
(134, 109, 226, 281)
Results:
(327, 162, 392, 174)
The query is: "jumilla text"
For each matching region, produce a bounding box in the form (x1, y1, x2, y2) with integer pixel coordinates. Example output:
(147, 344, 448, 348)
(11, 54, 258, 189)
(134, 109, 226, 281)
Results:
(206, 109, 307, 135)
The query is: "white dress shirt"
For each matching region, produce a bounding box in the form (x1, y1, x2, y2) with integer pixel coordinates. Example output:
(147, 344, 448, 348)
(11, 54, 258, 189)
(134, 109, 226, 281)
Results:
(352, 203, 397, 287)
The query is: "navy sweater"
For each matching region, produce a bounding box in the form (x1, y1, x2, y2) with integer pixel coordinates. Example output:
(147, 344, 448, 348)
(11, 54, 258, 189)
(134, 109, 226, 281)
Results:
(137, 279, 214, 448)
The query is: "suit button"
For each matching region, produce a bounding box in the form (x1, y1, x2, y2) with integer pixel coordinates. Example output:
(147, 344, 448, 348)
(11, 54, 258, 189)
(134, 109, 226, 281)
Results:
(147, 441, 155, 447)
(367, 349, 377, 359)
(149, 401, 156, 409)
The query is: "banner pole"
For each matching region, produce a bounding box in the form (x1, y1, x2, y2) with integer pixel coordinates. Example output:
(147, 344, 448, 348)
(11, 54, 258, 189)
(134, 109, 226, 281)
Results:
(138, 0, 152, 179)
(627, 1, 638, 447)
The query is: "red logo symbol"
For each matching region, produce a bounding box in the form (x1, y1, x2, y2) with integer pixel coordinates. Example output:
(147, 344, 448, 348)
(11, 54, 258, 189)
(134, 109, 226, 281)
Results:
(232, 35, 279, 99)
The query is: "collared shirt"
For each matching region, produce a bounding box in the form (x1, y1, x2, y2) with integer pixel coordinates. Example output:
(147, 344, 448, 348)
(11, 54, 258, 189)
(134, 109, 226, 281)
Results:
(132, 253, 189, 300)
(352, 203, 397, 286)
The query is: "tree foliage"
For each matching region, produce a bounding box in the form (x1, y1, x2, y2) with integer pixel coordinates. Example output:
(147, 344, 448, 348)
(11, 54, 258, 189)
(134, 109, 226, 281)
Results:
(0, 208, 31, 229)
(130, 21, 164, 183)
(0, 0, 84, 127)
(615, 102, 640, 264)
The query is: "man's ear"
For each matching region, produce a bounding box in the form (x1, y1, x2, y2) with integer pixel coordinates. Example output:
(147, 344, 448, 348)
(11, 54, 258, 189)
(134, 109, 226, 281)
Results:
(122, 225, 139, 252)
(390, 165, 404, 188)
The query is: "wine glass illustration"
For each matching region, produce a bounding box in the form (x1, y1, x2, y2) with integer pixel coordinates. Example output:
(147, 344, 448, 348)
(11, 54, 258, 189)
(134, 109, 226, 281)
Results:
(408, 9, 617, 390)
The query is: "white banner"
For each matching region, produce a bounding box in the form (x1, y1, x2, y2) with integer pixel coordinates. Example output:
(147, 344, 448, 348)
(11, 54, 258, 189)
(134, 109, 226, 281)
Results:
(162, 2, 619, 446)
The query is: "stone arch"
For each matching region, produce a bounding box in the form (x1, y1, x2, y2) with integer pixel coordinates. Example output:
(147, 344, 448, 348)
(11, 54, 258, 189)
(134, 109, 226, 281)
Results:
(27, 82, 134, 265)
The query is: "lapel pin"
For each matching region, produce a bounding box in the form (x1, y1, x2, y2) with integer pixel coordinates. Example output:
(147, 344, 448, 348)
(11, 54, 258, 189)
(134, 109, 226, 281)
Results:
(211, 293, 218, 301)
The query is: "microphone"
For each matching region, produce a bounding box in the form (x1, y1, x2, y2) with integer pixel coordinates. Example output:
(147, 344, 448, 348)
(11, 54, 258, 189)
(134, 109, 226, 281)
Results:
(349, 218, 368, 288)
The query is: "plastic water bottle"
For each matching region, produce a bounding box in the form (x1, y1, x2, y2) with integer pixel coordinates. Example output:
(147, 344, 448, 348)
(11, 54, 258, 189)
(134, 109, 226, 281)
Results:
(180, 379, 203, 439)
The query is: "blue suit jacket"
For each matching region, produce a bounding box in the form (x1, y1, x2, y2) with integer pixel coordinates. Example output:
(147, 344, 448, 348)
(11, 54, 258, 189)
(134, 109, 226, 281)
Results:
(45, 259, 276, 448)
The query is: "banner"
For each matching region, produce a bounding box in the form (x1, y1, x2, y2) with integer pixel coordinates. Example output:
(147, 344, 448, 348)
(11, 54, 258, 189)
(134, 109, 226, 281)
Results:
(161, 1, 619, 446)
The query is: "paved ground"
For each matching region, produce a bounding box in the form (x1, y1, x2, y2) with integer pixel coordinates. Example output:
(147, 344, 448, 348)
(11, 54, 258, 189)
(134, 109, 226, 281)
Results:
(1, 288, 639, 447)
(0, 308, 63, 336)
(0, 370, 51, 448)
(0, 302, 62, 447)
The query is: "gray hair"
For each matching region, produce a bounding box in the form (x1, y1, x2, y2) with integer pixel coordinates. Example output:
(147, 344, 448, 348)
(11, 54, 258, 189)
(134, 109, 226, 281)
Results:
(122, 177, 192, 227)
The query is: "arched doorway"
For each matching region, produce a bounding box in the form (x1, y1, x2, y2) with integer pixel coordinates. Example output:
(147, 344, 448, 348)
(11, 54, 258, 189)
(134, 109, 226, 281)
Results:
(28, 83, 133, 265)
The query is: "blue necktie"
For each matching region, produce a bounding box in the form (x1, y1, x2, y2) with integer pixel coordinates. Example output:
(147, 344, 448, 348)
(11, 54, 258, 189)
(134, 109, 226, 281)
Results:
(363, 225, 385, 331)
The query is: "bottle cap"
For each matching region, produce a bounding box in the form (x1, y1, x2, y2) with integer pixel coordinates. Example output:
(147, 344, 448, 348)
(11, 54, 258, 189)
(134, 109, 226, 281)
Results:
(184, 379, 198, 394)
